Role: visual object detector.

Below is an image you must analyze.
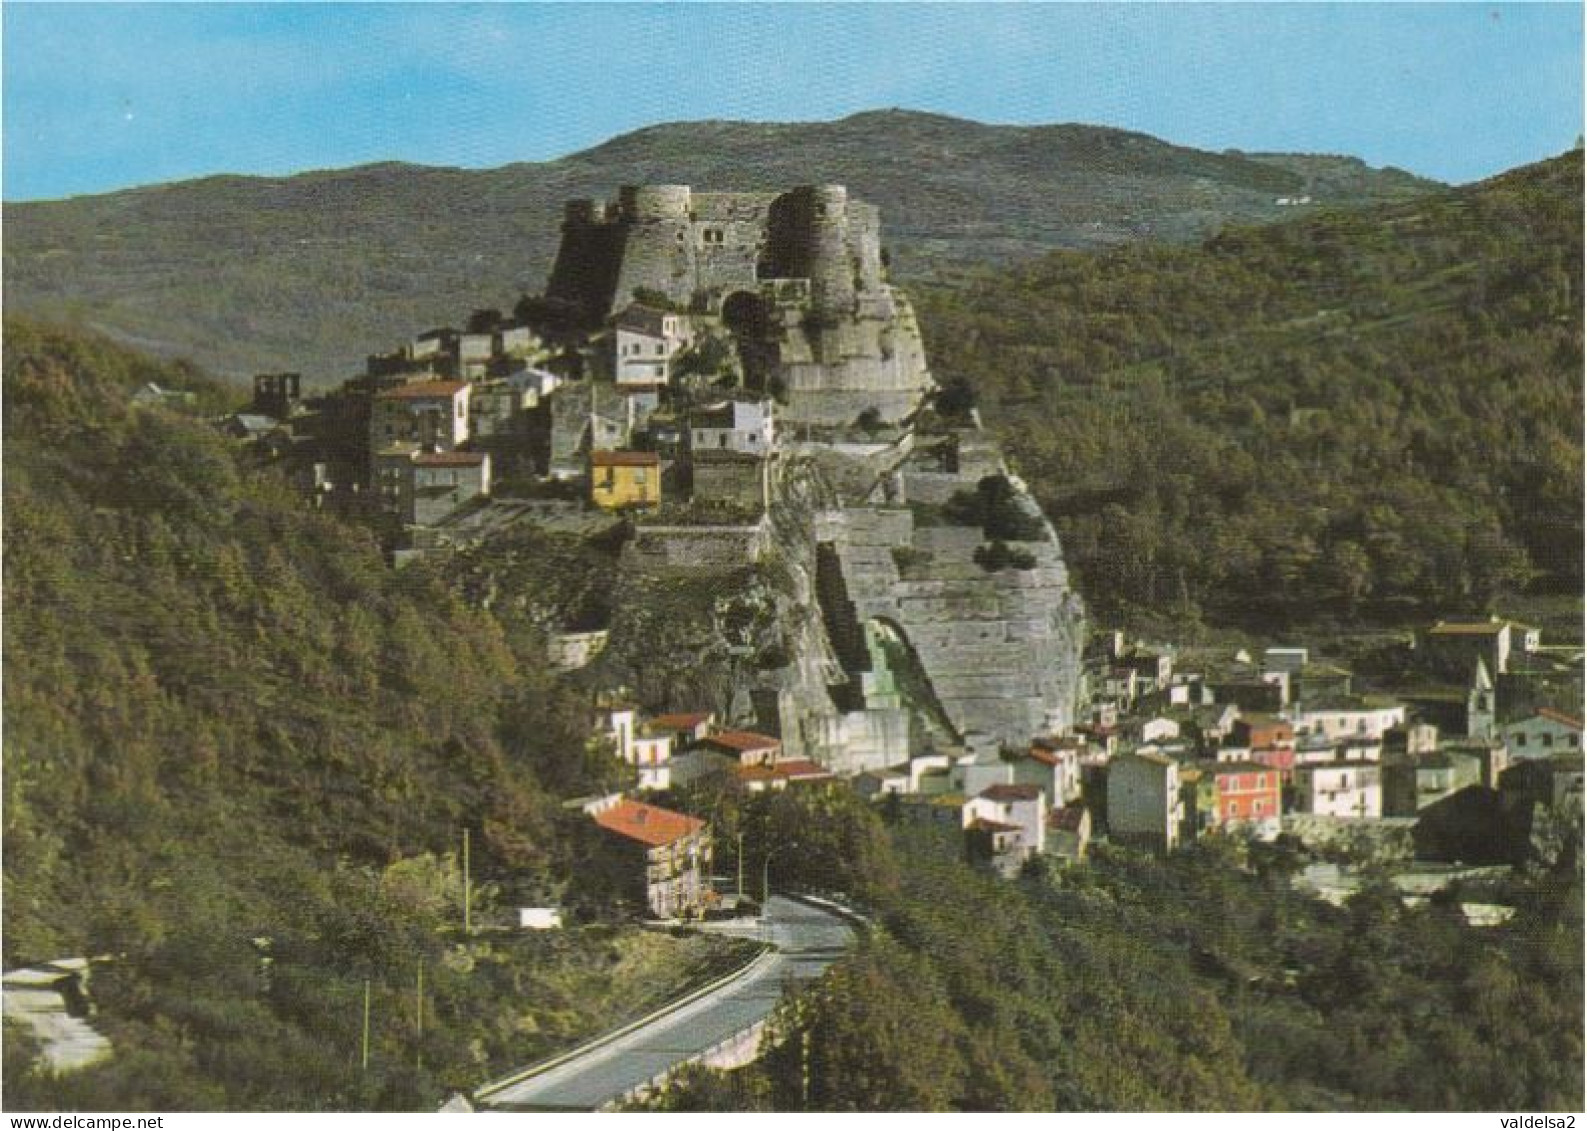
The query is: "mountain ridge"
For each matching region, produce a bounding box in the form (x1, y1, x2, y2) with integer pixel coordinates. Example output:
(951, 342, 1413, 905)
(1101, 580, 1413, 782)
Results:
(3, 110, 1438, 381)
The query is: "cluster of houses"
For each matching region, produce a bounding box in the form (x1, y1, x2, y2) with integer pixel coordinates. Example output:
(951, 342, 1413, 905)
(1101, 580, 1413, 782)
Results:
(211, 300, 780, 549)
(569, 613, 1582, 919)
(573, 701, 835, 918)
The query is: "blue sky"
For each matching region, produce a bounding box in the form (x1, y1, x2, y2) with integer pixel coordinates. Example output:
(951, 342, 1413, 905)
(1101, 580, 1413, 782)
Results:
(4, 3, 1581, 201)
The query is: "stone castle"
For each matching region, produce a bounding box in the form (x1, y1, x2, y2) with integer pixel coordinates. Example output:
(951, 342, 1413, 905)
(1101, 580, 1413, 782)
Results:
(546, 184, 933, 428)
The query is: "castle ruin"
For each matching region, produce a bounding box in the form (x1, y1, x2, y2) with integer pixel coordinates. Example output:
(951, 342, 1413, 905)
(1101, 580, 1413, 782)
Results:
(545, 184, 934, 428)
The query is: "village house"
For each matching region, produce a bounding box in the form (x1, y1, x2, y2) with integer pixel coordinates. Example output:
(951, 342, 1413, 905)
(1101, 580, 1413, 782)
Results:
(853, 765, 912, 798)
(370, 380, 471, 456)
(589, 449, 661, 510)
(699, 729, 782, 767)
(735, 759, 833, 793)
(1233, 713, 1295, 751)
(1125, 715, 1181, 747)
(591, 799, 712, 919)
(964, 817, 1026, 877)
(1294, 761, 1383, 819)
(1290, 696, 1406, 742)
(688, 398, 776, 456)
(1207, 762, 1282, 829)
(221, 412, 279, 442)
(1419, 616, 1541, 678)
(1502, 707, 1583, 760)
(630, 726, 674, 791)
(373, 446, 491, 527)
(963, 783, 1047, 873)
(964, 783, 1047, 850)
(1107, 749, 1182, 853)
(1382, 749, 1484, 816)
(645, 711, 717, 746)
(1019, 737, 1084, 804)
(1045, 803, 1092, 862)
(610, 304, 692, 386)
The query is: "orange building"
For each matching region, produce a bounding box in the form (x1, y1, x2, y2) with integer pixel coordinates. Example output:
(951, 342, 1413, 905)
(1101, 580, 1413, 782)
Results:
(1211, 762, 1282, 824)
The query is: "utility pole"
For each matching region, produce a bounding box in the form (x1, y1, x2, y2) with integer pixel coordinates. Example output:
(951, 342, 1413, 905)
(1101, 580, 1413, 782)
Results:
(736, 831, 745, 900)
(462, 827, 473, 935)
(415, 957, 425, 1072)
(361, 978, 372, 1072)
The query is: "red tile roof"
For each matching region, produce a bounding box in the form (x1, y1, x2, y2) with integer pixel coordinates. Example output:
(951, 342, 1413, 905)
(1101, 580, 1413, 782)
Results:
(377, 380, 468, 400)
(1048, 805, 1089, 832)
(590, 449, 660, 467)
(772, 759, 831, 779)
(703, 730, 781, 754)
(1536, 707, 1584, 731)
(593, 799, 704, 848)
(648, 712, 714, 732)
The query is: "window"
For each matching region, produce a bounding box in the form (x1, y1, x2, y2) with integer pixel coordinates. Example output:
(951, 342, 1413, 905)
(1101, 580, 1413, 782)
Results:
(634, 468, 648, 484)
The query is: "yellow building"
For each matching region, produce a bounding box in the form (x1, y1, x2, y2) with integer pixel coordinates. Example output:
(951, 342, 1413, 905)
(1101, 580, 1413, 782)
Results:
(590, 449, 661, 510)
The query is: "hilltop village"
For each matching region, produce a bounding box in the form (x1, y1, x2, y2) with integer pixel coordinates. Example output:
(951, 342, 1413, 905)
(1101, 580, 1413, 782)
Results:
(197, 183, 1581, 921)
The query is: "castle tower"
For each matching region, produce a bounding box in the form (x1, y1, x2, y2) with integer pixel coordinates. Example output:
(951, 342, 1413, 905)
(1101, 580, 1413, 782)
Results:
(610, 186, 698, 311)
(1467, 656, 1496, 741)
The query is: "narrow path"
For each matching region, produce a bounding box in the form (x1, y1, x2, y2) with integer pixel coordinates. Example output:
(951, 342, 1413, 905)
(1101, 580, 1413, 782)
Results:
(475, 896, 855, 1111)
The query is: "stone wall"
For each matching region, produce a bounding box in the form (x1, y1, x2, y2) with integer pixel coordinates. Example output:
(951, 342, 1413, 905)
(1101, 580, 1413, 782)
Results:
(541, 184, 933, 428)
(624, 521, 770, 570)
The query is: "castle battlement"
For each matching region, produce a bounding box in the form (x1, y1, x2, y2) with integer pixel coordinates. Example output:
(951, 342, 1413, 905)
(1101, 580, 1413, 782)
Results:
(543, 183, 930, 427)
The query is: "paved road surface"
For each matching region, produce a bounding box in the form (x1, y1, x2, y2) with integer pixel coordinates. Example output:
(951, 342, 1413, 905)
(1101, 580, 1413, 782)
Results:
(477, 896, 854, 1111)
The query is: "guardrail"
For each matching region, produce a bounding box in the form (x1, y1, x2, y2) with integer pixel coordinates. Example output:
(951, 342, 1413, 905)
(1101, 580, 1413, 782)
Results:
(610, 1017, 771, 1110)
(472, 942, 775, 1107)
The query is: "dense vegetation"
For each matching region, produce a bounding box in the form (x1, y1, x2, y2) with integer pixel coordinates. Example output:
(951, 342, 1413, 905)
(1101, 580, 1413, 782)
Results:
(648, 793, 1583, 1112)
(916, 149, 1584, 630)
(4, 111, 1434, 381)
(1, 319, 751, 1109)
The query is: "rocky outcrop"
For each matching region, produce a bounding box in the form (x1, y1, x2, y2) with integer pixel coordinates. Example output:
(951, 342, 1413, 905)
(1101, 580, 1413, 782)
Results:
(812, 470, 1086, 750)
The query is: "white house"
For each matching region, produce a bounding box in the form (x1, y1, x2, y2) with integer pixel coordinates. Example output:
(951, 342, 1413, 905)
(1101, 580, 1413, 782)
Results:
(1107, 750, 1182, 852)
(371, 380, 471, 452)
(963, 783, 1047, 856)
(1295, 762, 1382, 818)
(1018, 739, 1084, 804)
(612, 305, 691, 386)
(630, 727, 674, 791)
(1503, 708, 1583, 761)
(1291, 699, 1405, 743)
(689, 398, 775, 457)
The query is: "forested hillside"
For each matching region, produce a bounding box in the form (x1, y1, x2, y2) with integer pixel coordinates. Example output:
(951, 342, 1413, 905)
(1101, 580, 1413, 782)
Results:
(2, 111, 1435, 381)
(647, 794, 1583, 1112)
(1, 319, 750, 1109)
(916, 149, 1583, 630)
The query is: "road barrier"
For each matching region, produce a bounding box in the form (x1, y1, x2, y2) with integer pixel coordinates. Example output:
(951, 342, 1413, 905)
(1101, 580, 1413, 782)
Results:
(472, 942, 775, 1106)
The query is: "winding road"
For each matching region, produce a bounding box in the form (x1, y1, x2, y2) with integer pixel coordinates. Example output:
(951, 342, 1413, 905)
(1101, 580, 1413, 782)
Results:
(475, 895, 856, 1111)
